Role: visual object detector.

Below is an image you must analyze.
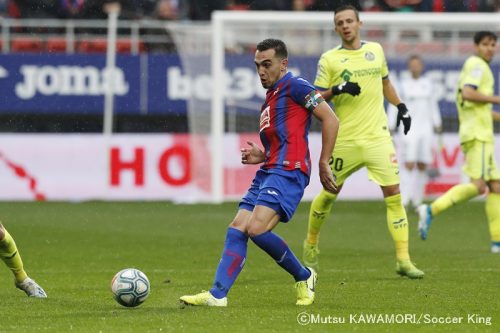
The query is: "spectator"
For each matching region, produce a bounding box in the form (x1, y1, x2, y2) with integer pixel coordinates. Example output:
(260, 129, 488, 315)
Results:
(443, 0, 468, 11)
(78, 0, 139, 20)
(375, 0, 430, 11)
(248, 0, 291, 10)
(0, 0, 8, 17)
(131, 0, 158, 18)
(14, 0, 58, 18)
(143, 0, 178, 53)
(310, 0, 362, 11)
(185, 0, 226, 20)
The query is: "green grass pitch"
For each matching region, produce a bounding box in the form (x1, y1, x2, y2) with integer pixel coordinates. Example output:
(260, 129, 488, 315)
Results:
(0, 201, 498, 332)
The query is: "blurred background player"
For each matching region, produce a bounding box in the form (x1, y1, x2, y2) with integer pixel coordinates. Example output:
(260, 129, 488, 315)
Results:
(0, 222, 47, 297)
(388, 54, 442, 210)
(418, 31, 500, 253)
(179, 38, 339, 307)
(302, 5, 424, 279)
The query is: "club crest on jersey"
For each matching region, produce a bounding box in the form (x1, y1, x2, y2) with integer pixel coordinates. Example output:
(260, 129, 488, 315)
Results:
(365, 51, 375, 61)
(260, 105, 270, 132)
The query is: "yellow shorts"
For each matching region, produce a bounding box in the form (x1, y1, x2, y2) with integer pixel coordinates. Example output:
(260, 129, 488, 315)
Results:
(330, 137, 400, 187)
(462, 140, 500, 181)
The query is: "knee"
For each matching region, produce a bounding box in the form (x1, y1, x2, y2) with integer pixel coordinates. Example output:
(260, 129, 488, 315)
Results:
(247, 222, 267, 238)
(488, 180, 500, 194)
(228, 219, 247, 234)
(382, 184, 400, 197)
(472, 180, 487, 195)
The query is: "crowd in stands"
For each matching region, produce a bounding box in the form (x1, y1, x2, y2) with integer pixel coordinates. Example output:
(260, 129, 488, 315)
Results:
(0, 0, 499, 20)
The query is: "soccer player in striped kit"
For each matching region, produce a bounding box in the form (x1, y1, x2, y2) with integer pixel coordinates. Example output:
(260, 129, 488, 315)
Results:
(180, 38, 339, 306)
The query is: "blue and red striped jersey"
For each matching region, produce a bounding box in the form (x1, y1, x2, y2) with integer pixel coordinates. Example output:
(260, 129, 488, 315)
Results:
(259, 72, 323, 177)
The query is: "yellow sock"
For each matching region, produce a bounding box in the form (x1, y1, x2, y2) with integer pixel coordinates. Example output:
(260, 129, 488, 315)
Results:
(431, 183, 478, 216)
(384, 194, 410, 261)
(0, 228, 28, 283)
(486, 193, 500, 242)
(306, 190, 337, 245)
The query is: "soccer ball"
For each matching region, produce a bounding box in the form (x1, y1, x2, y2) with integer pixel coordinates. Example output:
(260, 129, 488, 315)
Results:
(111, 268, 150, 307)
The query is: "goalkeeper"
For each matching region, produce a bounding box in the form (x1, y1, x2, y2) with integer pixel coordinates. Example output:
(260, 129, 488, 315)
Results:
(302, 5, 424, 279)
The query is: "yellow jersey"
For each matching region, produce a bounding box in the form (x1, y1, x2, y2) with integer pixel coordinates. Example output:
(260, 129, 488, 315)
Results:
(456, 55, 495, 143)
(314, 41, 390, 141)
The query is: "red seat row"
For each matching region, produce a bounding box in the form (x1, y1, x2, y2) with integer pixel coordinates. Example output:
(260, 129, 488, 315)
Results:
(4, 37, 145, 53)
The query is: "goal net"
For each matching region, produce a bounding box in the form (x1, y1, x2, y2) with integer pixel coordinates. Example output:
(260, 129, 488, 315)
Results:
(173, 11, 500, 202)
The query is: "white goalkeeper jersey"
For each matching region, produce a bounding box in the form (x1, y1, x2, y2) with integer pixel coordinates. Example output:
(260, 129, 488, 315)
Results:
(388, 75, 442, 138)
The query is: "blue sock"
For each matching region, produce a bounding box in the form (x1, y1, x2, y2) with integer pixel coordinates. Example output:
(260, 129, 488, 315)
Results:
(209, 227, 248, 299)
(251, 231, 310, 282)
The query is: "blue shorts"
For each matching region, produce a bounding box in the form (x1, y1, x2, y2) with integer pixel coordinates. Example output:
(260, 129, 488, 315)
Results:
(239, 168, 309, 222)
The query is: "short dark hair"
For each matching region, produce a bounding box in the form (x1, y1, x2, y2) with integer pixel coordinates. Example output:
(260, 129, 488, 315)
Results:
(473, 31, 497, 45)
(407, 54, 422, 63)
(334, 4, 360, 21)
(256, 38, 288, 59)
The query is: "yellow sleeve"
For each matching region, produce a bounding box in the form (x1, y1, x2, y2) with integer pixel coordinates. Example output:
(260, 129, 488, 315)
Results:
(379, 44, 389, 79)
(461, 58, 483, 88)
(314, 54, 332, 90)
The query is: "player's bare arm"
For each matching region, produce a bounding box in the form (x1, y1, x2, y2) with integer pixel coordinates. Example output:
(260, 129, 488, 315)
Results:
(383, 77, 411, 135)
(492, 111, 500, 121)
(461, 85, 500, 105)
(382, 77, 402, 106)
(313, 101, 339, 193)
(241, 141, 265, 165)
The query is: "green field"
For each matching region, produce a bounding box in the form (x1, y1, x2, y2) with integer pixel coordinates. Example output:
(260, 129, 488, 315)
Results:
(0, 201, 498, 333)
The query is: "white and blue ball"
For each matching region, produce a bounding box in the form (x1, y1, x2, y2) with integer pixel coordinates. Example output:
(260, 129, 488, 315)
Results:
(111, 268, 150, 307)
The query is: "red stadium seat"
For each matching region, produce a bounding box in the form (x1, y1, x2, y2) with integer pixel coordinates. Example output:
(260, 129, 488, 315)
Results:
(77, 39, 107, 53)
(458, 41, 475, 54)
(11, 37, 43, 53)
(415, 42, 447, 55)
(46, 38, 68, 53)
(77, 38, 144, 54)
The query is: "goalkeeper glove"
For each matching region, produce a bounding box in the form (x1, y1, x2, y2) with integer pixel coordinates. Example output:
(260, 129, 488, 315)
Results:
(332, 81, 361, 96)
(396, 103, 411, 135)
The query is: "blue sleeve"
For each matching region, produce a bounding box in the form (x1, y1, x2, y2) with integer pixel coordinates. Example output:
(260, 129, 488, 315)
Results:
(289, 77, 316, 105)
(290, 76, 325, 112)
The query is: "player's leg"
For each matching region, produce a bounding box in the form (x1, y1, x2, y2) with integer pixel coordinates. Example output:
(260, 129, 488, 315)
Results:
(401, 162, 415, 208)
(413, 135, 433, 208)
(414, 162, 428, 208)
(303, 140, 360, 270)
(487, 181, 500, 253)
(248, 170, 316, 305)
(0, 223, 47, 297)
(365, 137, 424, 279)
(180, 169, 269, 307)
(303, 188, 339, 270)
(484, 145, 500, 253)
(418, 140, 483, 240)
(179, 209, 250, 307)
(400, 134, 418, 208)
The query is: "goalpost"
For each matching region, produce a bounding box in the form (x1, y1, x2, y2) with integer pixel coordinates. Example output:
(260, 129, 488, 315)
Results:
(207, 11, 500, 203)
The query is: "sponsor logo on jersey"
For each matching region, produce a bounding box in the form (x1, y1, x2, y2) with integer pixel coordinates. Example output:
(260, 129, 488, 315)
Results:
(340, 69, 353, 81)
(260, 105, 270, 132)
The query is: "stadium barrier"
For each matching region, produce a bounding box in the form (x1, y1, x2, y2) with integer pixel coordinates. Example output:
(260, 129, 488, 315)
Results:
(1, 133, 496, 202)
